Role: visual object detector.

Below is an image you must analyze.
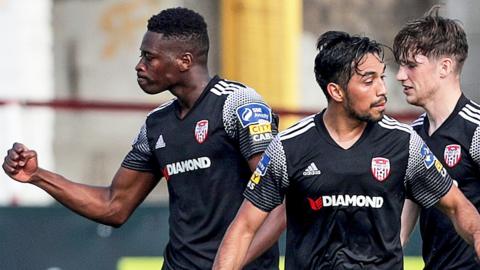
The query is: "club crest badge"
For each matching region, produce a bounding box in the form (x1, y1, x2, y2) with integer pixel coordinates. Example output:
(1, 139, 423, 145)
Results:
(371, 157, 390, 182)
(194, 120, 209, 144)
(444, 144, 461, 167)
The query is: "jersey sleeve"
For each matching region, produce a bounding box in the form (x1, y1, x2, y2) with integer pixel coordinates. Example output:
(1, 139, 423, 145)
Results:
(404, 131, 453, 208)
(223, 86, 279, 160)
(243, 136, 289, 212)
(469, 125, 480, 167)
(121, 123, 159, 175)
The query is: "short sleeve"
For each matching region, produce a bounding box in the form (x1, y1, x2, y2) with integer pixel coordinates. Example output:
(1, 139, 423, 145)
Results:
(404, 131, 453, 208)
(121, 123, 160, 175)
(223, 86, 279, 160)
(244, 136, 289, 212)
(469, 125, 480, 167)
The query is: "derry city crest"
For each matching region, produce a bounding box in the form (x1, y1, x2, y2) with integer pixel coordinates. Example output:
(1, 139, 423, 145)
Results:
(444, 144, 461, 167)
(195, 120, 209, 144)
(371, 157, 390, 182)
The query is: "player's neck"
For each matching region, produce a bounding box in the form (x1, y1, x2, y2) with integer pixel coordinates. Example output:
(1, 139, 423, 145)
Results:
(172, 68, 211, 118)
(423, 83, 462, 135)
(323, 107, 368, 149)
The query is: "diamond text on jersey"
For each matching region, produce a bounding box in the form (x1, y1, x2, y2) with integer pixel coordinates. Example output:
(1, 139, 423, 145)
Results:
(308, 195, 384, 211)
(165, 157, 211, 176)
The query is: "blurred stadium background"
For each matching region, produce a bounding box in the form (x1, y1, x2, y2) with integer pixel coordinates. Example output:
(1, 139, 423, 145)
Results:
(0, 0, 479, 269)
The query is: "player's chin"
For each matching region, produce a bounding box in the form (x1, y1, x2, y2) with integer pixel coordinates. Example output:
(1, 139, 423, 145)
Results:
(139, 84, 162, 95)
(405, 96, 420, 106)
(369, 110, 385, 122)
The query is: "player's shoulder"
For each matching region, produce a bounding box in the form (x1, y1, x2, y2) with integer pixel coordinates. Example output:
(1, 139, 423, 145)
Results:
(212, 78, 266, 110)
(210, 77, 259, 98)
(458, 98, 480, 126)
(411, 113, 426, 130)
(219, 78, 272, 124)
(146, 98, 176, 118)
(279, 114, 317, 142)
(377, 115, 412, 134)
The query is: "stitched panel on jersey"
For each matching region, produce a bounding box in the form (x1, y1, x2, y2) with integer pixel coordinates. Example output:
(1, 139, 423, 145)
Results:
(223, 86, 263, 138)
(244, 136, 288, 212)
(223, 86, 275, 158)
(405, 132, 453, 208)
(122, 123, 156, 172)
(470, 126, 480, 165)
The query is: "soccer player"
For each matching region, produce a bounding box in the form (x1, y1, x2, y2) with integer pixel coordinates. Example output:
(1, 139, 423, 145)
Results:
(2, 7, 283, 270)
(213, 31, 480, 270)
(395, 7, 480, 269)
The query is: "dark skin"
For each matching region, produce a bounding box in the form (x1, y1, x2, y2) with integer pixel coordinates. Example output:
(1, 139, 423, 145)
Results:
(135, 31, 210, 117)
(2, 31, 212, 227)
(3, 31, 285, 255)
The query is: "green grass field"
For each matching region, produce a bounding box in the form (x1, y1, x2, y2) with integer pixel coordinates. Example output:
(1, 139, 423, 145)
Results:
(118, 256, 424, 270)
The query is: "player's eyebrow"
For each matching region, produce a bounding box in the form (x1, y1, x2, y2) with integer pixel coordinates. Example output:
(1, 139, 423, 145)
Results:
(358, 65, 386, 77)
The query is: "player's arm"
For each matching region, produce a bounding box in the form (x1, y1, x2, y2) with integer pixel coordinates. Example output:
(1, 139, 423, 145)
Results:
(400, 199, 420, 247)
(213, 199, 270, 270)
(242, 154, 286, 266)
(3, 142, 158, 227)
(436, 184, 480, 258)
(406, 131, 480, 258)
(222, 89, 286, 265)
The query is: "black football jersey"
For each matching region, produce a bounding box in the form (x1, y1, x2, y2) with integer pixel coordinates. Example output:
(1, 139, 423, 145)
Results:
(245, 112, 453, 270)
(412, 94, 480, 270)
(122, 76, 279, 270)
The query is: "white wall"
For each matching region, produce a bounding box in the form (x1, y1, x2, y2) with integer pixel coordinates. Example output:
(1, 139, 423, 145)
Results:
(446, 0, 480, 102)
(0, 0, 54, 205)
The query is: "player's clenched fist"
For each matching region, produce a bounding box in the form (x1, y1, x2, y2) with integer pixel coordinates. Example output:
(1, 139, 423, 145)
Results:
(2, 142, 39, 183)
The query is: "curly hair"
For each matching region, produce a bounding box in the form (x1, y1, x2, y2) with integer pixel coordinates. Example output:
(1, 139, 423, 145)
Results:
(314, 31, 384, 100)
(147, 7, 209, 61)
(393, 5, 468, 73)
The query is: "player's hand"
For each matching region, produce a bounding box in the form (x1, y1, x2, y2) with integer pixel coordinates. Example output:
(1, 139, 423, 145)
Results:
(2, 142, 39, 183)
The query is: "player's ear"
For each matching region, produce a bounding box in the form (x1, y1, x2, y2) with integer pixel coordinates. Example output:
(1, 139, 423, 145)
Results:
(438, 57, 453, 78)
(177, 52, 193, 72)
(327, 82, 344, 102)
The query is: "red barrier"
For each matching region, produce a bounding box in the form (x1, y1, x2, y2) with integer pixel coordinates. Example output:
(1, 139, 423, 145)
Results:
(0, 99, 421, 122)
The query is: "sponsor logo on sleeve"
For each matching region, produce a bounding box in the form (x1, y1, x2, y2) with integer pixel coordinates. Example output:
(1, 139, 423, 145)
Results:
(250, 171, 261, 184)
(247, 171, 261, 190)
(434, 159, 447, 177)
(420, 143, 435, 169)
(256, 154, 271, 176)
(371, 157, 390, 181)
(194, 120, 209, 144)
(249, 123, 274, 142)
(249, 123, 272, 135)
(247, 155, 271, 190)
(236, 103, 272, 128)
(252, 132, 273, 142)
(444, 144, 461, 168)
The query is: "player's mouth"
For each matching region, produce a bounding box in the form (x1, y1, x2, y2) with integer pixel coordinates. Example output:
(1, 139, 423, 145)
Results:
(372, 97, 387, 110)
(402, 85, 414, 93)
(137, 75, 149, 84)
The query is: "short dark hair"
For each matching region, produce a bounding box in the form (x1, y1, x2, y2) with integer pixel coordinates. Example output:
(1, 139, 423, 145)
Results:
(314, 31, 384, 100)
(147, 7, 209, 61)
(393, 6, 468, 73)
